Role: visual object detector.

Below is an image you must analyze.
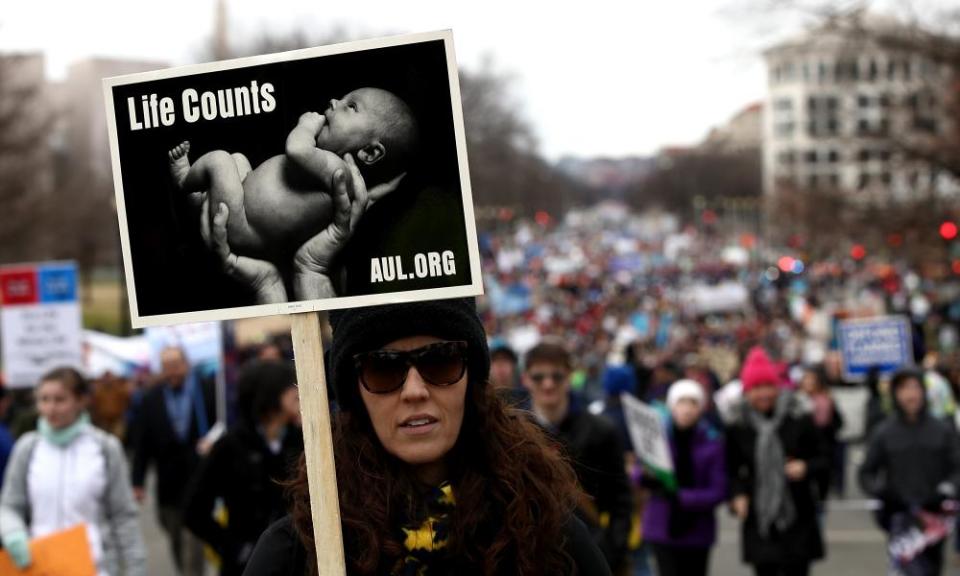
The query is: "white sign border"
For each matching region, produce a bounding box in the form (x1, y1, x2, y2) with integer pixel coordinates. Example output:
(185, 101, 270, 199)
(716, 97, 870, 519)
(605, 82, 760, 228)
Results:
(102, 30, 484, 328)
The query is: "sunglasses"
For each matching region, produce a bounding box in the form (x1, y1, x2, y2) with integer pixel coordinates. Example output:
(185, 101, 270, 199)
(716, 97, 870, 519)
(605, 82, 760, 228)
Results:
(353, 341, 468, 394)
(528, 371, 568, 385)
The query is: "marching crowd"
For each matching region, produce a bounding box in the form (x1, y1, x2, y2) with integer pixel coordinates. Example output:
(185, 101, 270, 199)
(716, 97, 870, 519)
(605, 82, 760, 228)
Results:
(0, 206, 957, 575)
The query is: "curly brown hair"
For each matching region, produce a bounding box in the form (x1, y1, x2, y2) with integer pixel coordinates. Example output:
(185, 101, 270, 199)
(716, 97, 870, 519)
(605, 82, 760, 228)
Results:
(288, 376, 582, 575)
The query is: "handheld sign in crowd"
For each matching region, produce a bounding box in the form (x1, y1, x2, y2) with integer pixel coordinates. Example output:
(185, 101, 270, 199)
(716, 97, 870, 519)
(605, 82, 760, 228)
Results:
(0, 262, 83, 389)
(838, 315, 913, 382)
(621, 393, 676, 491)
(0, 524, 95, 576)
(103, 31, 481, 574)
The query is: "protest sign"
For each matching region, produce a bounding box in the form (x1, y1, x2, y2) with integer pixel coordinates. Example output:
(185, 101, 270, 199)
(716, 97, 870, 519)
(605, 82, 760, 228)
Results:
(0, 262, 83, 388)
(0, 524, 95, 576)
(103, 31, 481, 575)
(103, 30, 481, 328)
(838, 315, 913, 382)
(621, 393, 676, 491)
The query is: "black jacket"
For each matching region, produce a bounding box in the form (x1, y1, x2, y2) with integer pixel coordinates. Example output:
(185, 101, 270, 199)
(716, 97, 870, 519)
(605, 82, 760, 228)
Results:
(131, 377, 217, 507)
(184, 423, 303, 576)
(859, 411, 960, 519)
(549, 407, 633, 572)
(242, 513, 611, 576)
(726, 394, 827, 565)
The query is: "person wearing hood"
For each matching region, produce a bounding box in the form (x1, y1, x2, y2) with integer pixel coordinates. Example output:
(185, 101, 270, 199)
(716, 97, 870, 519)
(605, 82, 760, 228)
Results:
(725, 347, 827, 576)
(641, 380, 726, 576)
(859, 368, 960, 576)
(0, 367, 146, 576)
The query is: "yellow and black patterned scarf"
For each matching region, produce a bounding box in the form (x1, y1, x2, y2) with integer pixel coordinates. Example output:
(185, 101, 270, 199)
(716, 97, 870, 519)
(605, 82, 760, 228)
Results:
(392, 482, 456, 576)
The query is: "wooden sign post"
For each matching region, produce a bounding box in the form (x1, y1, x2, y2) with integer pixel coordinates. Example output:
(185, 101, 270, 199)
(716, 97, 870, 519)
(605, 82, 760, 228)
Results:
(291, 312, 346, 574)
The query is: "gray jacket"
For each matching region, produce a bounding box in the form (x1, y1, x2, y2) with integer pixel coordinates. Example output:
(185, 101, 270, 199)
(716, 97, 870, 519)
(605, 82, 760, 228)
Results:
(0, 428, 147, 576)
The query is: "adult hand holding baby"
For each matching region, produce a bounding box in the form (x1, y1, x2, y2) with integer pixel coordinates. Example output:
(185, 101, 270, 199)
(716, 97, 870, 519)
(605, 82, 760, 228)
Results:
(201, 199, 289, 304)
(203, 152, 404, 302)
(292, 153, 405, 300)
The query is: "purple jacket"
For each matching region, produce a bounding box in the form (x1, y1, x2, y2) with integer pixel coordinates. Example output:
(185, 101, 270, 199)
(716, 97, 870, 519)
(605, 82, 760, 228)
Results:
(642, 421, 726, 549)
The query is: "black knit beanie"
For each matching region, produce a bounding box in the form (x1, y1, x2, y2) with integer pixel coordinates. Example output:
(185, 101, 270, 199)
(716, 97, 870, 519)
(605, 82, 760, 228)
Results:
(328, 297, 490, 411)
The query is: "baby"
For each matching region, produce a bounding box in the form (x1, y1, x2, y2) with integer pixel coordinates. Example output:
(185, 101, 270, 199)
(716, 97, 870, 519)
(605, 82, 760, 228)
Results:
(168, 87, 419, 258)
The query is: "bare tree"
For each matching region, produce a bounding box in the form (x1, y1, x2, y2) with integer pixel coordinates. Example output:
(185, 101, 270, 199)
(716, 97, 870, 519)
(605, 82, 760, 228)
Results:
(0, 53, 54, 264)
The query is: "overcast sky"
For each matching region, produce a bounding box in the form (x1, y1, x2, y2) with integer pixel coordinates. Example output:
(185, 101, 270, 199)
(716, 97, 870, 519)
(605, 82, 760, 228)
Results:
(0, 0, 949, 159)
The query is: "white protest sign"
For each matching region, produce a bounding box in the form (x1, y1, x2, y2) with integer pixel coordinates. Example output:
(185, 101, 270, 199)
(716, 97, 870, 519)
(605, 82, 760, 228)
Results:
(0, 262, 83, 388)
(621, 393, 675, 490)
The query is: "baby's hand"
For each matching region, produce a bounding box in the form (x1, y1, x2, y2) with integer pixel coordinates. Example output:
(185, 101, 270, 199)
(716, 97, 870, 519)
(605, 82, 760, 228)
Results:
(298, 111, 325, 134)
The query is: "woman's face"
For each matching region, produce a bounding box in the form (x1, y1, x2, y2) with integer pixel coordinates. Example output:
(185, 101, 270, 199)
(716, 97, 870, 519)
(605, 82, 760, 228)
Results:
(36, 379, 86, 430)
(359, 335, 467, 475)
(671, 397, 702, 429)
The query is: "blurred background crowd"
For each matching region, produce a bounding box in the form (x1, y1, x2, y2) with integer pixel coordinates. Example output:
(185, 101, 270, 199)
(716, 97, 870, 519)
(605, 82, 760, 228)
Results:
(2, 0, 960, 574)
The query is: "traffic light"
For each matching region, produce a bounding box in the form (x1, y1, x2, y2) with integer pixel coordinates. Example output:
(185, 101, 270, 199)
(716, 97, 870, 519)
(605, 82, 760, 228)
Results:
(941, 221, 958, 241)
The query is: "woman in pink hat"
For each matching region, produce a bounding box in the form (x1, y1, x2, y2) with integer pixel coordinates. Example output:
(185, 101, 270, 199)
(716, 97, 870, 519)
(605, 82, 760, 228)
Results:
(725, 347, 827, 576)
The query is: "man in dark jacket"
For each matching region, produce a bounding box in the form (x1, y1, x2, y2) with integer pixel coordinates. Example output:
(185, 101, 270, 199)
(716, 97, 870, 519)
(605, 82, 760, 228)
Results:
(132, 346, 216, 576)
(522, 341, 632, 573)
(859, 369, 960, 576)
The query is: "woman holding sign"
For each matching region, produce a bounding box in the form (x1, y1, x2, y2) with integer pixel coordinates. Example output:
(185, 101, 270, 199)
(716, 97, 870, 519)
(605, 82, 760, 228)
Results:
(244, 298, 612, 575)
(0, 367, 146, 576)
(641, 380, 726, 576)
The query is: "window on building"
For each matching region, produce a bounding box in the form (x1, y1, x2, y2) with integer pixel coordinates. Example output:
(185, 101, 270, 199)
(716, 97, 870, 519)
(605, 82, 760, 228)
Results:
(878, 93, 891, 108)
(880, 172, 892, 185)
(878, 149, 891, 162)
(775, 122, 795, 137)
(887, 59, 897, 81)
(828, 150, 840, 163)
(808, 174, 819, 189)
(829, 173, 840, 188)
(858, 94, 870, 108)
(868, 59, 878, 82)
(903, 59, 912, 81)
(819, 61, 828, 82)
(777, 150, 796, 165)
(805, 150, 818, 164)
(858, 173, 871, 190)
(774, 98, 793, 111)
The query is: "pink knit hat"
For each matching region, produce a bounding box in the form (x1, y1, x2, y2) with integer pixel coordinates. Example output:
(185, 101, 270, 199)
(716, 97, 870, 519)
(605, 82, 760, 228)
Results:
(740, 347, 780, 392)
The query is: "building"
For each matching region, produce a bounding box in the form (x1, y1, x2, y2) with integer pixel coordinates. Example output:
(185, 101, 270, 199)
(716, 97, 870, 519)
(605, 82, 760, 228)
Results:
(703, 102, 763, 153)
(762, 18, 956, 201)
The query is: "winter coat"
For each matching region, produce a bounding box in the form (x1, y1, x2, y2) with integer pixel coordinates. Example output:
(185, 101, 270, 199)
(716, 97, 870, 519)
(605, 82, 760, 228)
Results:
(548, 407, 633, 571)
(0, 426, 146, 576)
(242, 513, 612, 576)
(725, 393, 827, 565)
(642, 420, 726, 549)
(183, 423, 303, 576)
(858, 404, 960, 525)
(131, 377, 216, 508)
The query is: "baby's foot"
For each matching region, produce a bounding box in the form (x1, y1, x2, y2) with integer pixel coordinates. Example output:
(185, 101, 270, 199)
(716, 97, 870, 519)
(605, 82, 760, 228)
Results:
(168, 141, 191, 189)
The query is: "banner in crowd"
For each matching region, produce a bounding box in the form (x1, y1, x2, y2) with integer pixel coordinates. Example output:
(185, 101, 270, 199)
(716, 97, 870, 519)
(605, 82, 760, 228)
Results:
(103, 30, 482, 327)
(621, 393, 676, 491)
(0, 524, 95, 576)
(838, 315, 913, 381)
(0, 262, 83, 389)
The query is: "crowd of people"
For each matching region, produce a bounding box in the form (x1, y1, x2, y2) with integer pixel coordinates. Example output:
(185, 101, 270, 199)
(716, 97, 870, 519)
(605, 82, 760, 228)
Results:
(0, 205, 957, 575)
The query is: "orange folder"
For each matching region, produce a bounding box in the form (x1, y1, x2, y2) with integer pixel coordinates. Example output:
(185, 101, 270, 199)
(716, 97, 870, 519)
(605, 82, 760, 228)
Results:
(0, 524, 96, 576)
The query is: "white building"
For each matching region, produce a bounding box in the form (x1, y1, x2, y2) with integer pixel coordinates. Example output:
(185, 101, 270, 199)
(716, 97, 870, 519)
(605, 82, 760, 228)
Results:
(763, 20, 956, 201)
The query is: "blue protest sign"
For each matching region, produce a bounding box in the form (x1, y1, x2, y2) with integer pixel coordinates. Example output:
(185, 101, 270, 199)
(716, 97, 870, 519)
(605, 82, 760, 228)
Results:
(838, 316, 913, 381)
